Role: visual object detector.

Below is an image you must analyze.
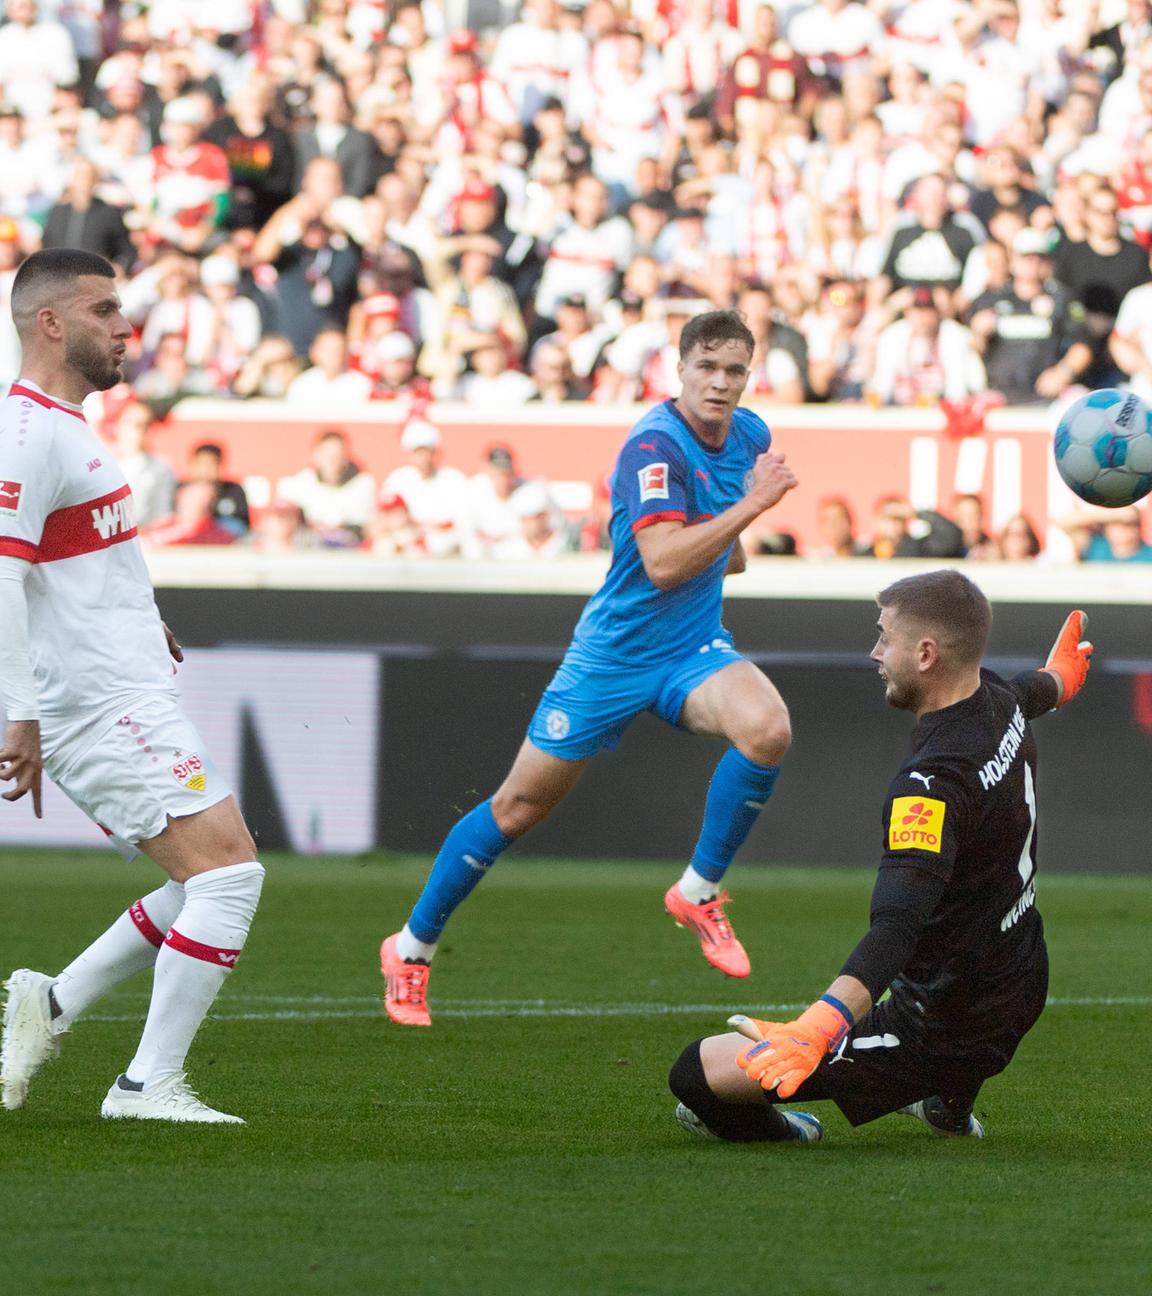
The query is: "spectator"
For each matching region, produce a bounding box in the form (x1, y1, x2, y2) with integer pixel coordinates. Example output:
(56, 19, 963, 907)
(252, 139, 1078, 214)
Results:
(233, 334, 305, 399)
(243, 498, 322, 554)
(863, 496, 965, 559)
(875, 173, 980, 306)
(287, 328, 374, 402)
(0, 103, 55, 220)
(952, 494, 997, 560)
(293, 77, 380, 199)
(968, 228, 1092, 405)
(41, 157, 134, 268)
(356, 329, 430, 403)
(812, 496, 864, 559)
(0, 0, 78, 124)
(450, 331, 537, 406)
(868, 288, 986, 406)
(997, 513, 1042, 562)
(110, 401, 177, 527)
(142, 96, 231, 254)
(806, 279, 874, 402)
(535, 172, 634, 320)
(529, 341, 585, 402)
(251, 160, 362, 354)
(203, 78, 296, 232)
(491, 481, 570, 560)
(968, 145, 1049, 230)
(368, 492, 427, 558)
(432, 235, 526, 383)
(279, 428, 376, 545)
(490, 0, 587, 124)
(134, 332, 217, 417)
(462, 444, 524, 558)
(184, 442, 251, 536)
(198, 254, 264, 389)
(1074, 505, 1152, 562)
(1053, 185, 1152, 387)
(715, 3, 814, 136)
(381, 419, 469, 558)
(739, 283, 808, 404)
(144, 481, 238, 548)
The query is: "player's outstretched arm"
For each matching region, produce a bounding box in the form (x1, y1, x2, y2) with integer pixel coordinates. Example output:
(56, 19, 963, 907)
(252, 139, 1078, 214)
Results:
(635, 451, 797, 590)
(736, 977, 871, 1097)
(1042, 610, 1092, 707)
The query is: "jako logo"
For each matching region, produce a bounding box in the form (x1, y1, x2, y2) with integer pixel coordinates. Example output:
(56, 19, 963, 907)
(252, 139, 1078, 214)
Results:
(91, 494, 137, 540)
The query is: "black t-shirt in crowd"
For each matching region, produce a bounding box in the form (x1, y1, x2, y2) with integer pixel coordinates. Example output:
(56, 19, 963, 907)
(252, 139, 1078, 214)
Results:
(881, 217, 978, 291)
(202, 117, 296, 231)
(969, 282, 1086, 403)
(851, 669, 1056, 1049)
(1052, 236, 1151, 317)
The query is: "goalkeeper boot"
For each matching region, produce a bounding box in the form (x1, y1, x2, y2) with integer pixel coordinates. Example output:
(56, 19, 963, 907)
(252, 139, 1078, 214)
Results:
(1, 970, 62, 1110)
(664, 884, 750, 978)
(899, 1096, 985, 1138)
(380, 933, 432, 1027)
(674, 1101, 721, 1140)
(100, 1073, 244, 1124)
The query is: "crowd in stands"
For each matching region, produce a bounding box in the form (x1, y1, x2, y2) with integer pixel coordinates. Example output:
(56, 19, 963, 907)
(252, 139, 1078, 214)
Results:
(3, 0, 1152, 560)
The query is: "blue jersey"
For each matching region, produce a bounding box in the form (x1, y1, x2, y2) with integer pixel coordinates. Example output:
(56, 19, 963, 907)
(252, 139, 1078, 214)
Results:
(568, 400, 772, 667)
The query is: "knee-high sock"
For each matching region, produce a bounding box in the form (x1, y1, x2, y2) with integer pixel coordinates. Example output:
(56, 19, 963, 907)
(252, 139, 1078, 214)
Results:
(126, 861, 264, 1086)
(406, 800, 511, 947)
(51, 880, 185, 1029)
(689, 749, 781, 884)
(668, 1040, 793, 1142)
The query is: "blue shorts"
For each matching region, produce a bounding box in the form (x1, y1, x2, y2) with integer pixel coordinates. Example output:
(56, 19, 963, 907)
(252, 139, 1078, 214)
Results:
(527, 636, 744, 761)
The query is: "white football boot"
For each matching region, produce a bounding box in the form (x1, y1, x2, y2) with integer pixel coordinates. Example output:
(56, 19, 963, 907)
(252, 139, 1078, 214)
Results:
(101, 1072, 245, 1125)
(899, 1097, 985, 1138)
(1, 970, 62, 1110)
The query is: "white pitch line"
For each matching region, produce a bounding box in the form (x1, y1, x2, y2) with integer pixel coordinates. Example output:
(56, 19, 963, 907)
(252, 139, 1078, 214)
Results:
(82, 994, 1152, 1024)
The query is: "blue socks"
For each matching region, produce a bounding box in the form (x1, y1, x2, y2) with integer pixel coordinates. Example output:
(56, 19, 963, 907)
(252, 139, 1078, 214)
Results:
(690, 748, 781, 883)
(407, 799, 512, 944)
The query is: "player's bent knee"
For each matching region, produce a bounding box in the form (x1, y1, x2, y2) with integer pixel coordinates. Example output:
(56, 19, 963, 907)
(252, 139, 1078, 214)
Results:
(489, 789, 548, 839)
(737, 709, 792, 766)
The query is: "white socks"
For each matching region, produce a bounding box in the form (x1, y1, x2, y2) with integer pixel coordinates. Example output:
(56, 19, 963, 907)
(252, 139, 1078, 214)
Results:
(51, 880, 185, 1030)
(677, 865, 720, 905)
(126, 861, 264, 1087)
(397, 924, 438, 962)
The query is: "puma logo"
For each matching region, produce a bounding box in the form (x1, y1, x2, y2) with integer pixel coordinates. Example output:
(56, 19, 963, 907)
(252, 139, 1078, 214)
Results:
(909, 772, 934, 790)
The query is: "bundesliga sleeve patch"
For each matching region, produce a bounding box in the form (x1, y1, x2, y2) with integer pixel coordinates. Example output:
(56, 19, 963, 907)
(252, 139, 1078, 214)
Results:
(0, 480, 23, 515)
(888, 796, 946, 854)
(638, 462, 669, 502)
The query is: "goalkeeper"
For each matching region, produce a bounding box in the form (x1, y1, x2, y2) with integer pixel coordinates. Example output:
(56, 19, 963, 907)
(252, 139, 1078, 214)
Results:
(669, 570, 1093, 1143)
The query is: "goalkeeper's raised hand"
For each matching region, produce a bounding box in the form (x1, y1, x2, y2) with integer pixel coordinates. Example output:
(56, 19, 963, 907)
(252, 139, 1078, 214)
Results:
(1044, 610, 1092, 707)
(736, 997, 853, 1098)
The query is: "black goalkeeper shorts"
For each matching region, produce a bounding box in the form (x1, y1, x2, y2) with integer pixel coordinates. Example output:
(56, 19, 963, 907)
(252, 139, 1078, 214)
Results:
(779, 974, 1048, 1127)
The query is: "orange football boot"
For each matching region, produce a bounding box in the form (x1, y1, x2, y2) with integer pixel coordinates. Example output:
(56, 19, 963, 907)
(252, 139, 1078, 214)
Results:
(664, 884, 751, 978)
(380, 933, 433, 1026)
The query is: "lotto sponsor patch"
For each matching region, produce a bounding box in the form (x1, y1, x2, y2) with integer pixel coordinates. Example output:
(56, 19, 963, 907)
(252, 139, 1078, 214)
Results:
(0, 480, 23, 514)
(887, 796, 945, 854)
(171, 752, 207, 792)
(638, 462, 669, 502)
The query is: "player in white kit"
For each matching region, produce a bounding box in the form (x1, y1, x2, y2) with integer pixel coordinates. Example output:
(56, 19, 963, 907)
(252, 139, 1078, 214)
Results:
(0, 249, 264, 1124)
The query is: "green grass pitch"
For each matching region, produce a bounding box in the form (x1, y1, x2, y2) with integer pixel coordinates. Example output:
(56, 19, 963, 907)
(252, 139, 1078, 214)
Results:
(0, 851, 1149, 1296)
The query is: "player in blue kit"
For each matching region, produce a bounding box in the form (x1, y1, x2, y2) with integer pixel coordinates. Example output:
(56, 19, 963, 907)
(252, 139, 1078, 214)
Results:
(380, 310, 798, 1025)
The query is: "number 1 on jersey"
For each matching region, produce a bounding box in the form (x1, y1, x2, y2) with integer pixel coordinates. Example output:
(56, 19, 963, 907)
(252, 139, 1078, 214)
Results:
(1017, 760, 1037, 886)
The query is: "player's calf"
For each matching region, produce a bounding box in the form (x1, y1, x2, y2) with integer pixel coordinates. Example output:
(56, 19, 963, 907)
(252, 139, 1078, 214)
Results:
(668, 1040, 821, 1143)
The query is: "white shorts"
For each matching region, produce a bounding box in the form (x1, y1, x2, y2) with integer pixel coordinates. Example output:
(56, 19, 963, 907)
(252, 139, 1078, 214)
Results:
(43, 695, 233, 860)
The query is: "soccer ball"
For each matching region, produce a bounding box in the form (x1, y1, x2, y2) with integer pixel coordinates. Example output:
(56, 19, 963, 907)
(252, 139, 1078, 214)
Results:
(1053, 389, 1152, 507)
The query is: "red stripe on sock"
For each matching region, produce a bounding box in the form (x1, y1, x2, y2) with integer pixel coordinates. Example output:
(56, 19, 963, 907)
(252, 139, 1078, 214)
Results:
(128, 899, 165, 949)
(164, 927, 242, 968)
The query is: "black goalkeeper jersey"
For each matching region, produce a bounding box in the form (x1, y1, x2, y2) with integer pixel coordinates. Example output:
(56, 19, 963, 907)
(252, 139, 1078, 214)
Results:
(876, 668, 1054, 1041)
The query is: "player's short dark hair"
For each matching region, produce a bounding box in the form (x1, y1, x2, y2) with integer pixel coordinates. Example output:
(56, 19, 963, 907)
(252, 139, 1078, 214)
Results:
(193, 442, 224, 461)
(11, 249, 116, 336)
(678, 309, 755, 361)
(877, 569, 992, 667)
(13, 249, 114, 304)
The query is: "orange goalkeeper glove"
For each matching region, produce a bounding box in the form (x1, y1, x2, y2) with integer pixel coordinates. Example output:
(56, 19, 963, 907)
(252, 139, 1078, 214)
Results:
(1044, 610, 1092, 707)
(736, 996, 853, 1098)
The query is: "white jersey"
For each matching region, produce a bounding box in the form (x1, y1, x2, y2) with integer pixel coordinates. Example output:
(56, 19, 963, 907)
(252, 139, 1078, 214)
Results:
(0, 380, 174, 735)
